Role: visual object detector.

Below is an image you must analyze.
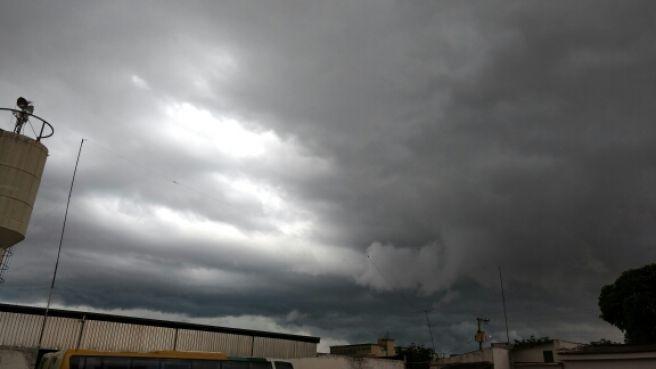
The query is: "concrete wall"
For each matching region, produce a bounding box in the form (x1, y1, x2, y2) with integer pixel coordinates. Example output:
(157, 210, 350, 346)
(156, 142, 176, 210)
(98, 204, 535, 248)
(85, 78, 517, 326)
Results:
(511, 342, 553, 363)
(288, 355, 404, 369)
(553, 341, 581, 362)
(433, 348, 493, 367)
(432, 347, 511, 369)
(512, 340, 582, 365)
(491, 347, 511, 369)
(0, 347, 37, 369)
(563, 360, 656, 369)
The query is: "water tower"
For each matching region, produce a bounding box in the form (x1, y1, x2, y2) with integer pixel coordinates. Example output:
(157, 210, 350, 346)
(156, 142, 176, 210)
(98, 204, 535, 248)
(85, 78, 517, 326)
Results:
(0, 98, 53, 281)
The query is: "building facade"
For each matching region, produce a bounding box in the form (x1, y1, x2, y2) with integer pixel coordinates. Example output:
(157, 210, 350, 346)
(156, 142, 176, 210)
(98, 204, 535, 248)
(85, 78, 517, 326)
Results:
(0, 303, 318, 359)
(330, 338, 396, 358)
(432, 340, 582, 369)
(559, 344, 656, 369)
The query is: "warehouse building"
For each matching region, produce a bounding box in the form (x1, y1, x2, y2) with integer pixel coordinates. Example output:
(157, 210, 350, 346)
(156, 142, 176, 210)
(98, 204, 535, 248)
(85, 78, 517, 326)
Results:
(0, 303, 319, 359)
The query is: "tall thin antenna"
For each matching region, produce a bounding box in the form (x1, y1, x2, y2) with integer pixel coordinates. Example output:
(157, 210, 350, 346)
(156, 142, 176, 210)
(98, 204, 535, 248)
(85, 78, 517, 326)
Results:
(38, 138, 84, 347)
(498, 266, 510, 344)
(424, 310, 436, 354)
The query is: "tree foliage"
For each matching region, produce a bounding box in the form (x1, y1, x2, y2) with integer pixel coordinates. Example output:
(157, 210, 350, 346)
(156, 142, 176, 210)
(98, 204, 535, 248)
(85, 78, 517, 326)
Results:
(512, 335, 551, 348)
(396, 343, 434, 369)
(598, 263, 656, 344)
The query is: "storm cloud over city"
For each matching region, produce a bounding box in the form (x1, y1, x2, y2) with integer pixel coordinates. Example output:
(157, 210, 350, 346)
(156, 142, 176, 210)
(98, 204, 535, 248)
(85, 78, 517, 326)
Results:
(1, 0, 655, 354)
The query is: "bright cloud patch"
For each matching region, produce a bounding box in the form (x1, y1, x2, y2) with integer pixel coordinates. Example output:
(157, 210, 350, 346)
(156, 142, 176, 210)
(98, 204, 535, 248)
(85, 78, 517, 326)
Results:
(162, 102, 279, 159)
(131, 74, 150, 90)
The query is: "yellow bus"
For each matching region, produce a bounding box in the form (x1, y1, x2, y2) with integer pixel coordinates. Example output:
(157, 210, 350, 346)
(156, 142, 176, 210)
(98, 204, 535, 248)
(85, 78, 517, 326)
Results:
(38, 350, 294, 369)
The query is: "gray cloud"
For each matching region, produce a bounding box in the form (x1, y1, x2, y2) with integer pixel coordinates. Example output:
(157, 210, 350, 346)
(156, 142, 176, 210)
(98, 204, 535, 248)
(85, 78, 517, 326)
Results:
(1, 0, 654, 354)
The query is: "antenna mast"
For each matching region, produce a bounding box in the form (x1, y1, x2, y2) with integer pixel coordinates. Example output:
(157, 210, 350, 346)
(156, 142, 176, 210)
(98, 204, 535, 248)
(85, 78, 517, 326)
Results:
(498, 266, 510, 344)
(38, 139, 84, 347)
(424, 310, 436, 354)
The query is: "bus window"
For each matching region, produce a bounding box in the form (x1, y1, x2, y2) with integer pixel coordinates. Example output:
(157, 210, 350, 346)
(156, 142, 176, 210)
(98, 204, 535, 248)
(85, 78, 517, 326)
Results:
(131, 358, 159, 369)
(103, 357, 130, 369)
(160, 359, 191, 369)
(249, 362, 272, 369)
(191, 360, 219, 369)
(222, 362, 249, 369)
(273, 362, 293, 369)
(70, 356, 84, 369)
(85, 357, 103, 369)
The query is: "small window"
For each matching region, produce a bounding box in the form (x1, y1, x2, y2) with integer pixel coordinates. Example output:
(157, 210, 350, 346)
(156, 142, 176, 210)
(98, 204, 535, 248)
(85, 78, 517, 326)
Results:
(222, 362, 250, 369)
(103, 357, 130, 369)
(131, 358, 160, 369)
(70, 356, 84, 369)
(543, 350, 554, 363)
(274, 362, 293, 369)
(160, 359, 191, 369)
(191, 360, 220, 369)
(249, 362, 272, 369)
(85, 357, 103, 369)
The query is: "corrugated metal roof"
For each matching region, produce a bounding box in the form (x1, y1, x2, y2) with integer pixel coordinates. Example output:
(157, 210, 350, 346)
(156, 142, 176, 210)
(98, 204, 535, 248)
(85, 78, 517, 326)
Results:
(0, 303, 319, 344)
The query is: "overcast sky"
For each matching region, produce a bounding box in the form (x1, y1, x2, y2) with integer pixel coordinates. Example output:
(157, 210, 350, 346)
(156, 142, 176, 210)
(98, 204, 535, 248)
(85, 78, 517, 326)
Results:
(1, 0, 655, 354)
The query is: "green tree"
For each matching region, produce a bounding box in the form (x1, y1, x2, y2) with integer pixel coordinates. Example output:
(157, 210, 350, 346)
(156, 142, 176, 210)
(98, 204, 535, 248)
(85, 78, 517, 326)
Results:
(396, 343, 434, 369)
(599, 263, 656, 344)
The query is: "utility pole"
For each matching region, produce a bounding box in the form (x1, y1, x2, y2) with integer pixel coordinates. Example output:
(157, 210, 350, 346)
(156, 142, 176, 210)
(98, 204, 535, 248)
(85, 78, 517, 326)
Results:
(475, 317, 490, 351)
(498, 266, 510, 344)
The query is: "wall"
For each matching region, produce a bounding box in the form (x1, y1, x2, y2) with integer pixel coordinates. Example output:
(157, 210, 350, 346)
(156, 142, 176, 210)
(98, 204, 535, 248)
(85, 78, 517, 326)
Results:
(0, 309, 316, 358)
(0, 347, 37, 369)
(561, 351, 656, 369)
(563, 359, 656, 369)
(511, 342, 553, 363)
(512, 340, 582, 366)
(432, 348, 494, 368)
(330, 345, 377, 357)
(491, 347, 511, 369)
(288, 355, 404, 369)
(553, 341, 581, 362)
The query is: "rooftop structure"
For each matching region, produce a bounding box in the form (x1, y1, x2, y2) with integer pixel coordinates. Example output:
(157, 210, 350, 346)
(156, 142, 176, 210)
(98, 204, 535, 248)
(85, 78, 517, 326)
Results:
(0, 303, 319, 359)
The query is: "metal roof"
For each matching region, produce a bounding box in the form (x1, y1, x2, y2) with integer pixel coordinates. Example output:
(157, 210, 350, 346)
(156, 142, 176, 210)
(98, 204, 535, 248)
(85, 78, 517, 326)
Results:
(0, 303, 320, 344)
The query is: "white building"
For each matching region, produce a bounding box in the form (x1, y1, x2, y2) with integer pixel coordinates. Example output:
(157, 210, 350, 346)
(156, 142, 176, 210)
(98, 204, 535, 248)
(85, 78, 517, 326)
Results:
(432, 339, 582, 369)
(559, 344, 656, 369)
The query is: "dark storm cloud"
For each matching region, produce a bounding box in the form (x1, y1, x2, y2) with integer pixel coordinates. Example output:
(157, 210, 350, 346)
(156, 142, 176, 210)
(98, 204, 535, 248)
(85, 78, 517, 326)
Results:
(1, 0, 655, 353)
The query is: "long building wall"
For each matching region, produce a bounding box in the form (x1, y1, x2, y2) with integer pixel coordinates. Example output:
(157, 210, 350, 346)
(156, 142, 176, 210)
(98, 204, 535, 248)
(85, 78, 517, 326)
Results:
(0, 307, 317, 359)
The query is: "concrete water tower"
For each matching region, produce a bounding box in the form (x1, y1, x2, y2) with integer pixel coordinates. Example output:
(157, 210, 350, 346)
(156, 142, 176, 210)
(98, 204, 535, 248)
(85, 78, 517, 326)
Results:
(0, 97, 53, 254)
